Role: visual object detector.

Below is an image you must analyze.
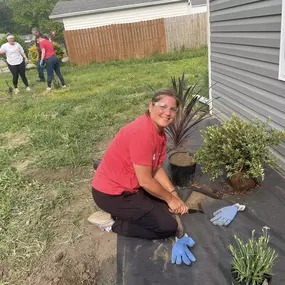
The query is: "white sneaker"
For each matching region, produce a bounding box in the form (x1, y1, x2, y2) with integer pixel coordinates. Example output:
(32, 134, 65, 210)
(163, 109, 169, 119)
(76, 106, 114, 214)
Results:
(26, 87, 31, 91)
(87, 211, 115, 232)
(62, 85, 67, 88)
(14, 88, 20, 94)
(46, 87, 52, 93)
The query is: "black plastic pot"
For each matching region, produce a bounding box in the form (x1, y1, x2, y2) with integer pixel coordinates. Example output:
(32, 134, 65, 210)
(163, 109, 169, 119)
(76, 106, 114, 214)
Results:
(168, 151, 196, 187)
(231, 268, 272, 285)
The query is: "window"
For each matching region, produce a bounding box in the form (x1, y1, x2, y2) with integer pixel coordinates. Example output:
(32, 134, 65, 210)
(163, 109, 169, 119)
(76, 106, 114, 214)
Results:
(279, 0, 285, 81)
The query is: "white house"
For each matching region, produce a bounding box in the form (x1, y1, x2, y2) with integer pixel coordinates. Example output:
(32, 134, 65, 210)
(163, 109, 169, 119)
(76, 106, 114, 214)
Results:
(50, 0, 207, 31)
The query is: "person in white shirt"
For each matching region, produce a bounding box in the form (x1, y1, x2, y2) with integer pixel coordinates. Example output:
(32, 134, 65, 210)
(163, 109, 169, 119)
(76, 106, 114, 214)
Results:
(0, 34, 31, 94)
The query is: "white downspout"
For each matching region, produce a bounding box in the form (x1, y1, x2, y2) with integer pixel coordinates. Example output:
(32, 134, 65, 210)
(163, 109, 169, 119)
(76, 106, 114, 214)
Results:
(207, 0, 212, 114)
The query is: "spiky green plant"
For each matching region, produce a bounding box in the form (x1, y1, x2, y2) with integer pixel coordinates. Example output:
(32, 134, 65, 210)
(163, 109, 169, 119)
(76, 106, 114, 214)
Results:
(229, 227, 278, 285)
(165, 72, 210, 148)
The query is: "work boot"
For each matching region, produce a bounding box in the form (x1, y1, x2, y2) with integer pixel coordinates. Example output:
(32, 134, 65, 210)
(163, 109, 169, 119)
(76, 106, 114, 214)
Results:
(88, 211, 115, 232)
(93, 159, 102, 170)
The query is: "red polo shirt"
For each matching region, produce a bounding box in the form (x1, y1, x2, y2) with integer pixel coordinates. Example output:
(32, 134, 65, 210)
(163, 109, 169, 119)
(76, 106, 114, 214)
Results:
(92, 114, 166, 195)
(39, 39, 55, 59)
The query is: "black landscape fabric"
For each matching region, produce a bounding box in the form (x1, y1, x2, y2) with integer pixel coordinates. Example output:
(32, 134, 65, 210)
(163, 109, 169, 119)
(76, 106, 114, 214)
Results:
(117, 119, 285, 285)
(117, 167, 285, 285)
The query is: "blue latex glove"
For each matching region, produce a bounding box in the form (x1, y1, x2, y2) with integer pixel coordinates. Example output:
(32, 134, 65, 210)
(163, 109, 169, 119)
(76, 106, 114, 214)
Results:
(210, 205, 239, 226)
(171, 236, 196, 265)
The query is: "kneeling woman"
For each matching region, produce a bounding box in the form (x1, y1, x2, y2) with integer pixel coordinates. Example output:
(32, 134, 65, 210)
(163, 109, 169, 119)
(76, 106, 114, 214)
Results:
(90, 88, 188, 240)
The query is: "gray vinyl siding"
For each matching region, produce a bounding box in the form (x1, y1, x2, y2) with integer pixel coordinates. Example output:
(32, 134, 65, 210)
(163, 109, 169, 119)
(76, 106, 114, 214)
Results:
(209, 0, 285, 170)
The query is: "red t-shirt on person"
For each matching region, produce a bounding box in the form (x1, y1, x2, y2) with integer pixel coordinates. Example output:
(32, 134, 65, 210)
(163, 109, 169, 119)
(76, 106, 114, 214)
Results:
(39, 39, 55, 59)
(92, 114, 166, 195)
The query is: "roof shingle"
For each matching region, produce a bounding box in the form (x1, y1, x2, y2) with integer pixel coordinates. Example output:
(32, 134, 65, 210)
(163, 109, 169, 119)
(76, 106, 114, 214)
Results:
(50, 0, 184, 18)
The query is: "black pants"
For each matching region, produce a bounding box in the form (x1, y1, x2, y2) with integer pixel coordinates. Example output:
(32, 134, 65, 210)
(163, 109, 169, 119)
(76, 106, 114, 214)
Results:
(46, 55, 65, 88)
(7, 61, 29, 88)
(92, 188, 178, 240)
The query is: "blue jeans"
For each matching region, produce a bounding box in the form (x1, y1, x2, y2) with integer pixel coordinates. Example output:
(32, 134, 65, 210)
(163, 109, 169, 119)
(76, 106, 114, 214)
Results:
(37, 59, 45, 80)
(46, 55, 65, 88)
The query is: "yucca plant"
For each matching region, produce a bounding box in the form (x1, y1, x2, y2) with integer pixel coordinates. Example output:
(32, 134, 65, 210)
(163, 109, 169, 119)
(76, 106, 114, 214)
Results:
(165, 72, 210, 148)
(229, 227, 278, 285)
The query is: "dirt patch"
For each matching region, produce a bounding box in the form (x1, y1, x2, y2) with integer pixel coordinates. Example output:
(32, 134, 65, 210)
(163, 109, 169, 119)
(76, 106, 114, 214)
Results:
(192, 180, 260, 198)
(25, 181, 117, 285)
(26, 227, 117, 285)
(229, 172, 257, 191)
(0, 132, 29, 149)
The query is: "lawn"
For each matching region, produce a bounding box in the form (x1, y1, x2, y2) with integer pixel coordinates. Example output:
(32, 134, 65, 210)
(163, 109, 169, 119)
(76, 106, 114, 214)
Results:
(0, 47, 208, 285)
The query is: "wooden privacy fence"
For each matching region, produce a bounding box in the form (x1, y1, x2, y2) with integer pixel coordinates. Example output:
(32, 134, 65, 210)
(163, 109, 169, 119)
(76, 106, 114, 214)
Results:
(65, 19, 166, 65)
(165, 13, 207, 52)
(64, 13, 207, 65)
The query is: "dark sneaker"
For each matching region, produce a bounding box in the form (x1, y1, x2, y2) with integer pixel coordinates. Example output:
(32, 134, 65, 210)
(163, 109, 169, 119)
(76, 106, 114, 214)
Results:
(93, 159, 102, 170)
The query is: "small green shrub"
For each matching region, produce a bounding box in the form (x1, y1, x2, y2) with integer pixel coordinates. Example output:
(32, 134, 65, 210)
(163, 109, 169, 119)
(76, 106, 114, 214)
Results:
(229, 227, 278, 285)
(28, 44, 38, 64)
(53, 41, 65, 62)
(0, 34, 28, 62)
(194, 114, 285, 181)
(28, 41, 65, 64)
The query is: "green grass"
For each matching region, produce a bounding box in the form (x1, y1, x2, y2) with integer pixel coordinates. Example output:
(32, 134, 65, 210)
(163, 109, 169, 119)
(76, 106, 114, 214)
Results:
(0, 47, 208, 284)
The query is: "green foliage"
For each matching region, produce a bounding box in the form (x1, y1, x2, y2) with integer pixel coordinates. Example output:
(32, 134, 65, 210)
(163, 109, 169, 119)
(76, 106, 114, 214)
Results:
(165, 72, 210, 148)
(28, 41, 64, 64)
(0, 167, 73, 283)
(229, 228, 278, 285)
(53, 41, 64, 62)
(28, 43, 38, 64)
(194, 114, 285, 181)
(6, 0, 62, 35)
(0, 34, 28, 61)
(0, 0, 14, 33)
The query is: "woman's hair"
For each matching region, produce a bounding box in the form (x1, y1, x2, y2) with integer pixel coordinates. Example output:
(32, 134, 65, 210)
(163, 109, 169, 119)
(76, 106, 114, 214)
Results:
(6, 33, 14, 40)
(146, 88, 180, 115)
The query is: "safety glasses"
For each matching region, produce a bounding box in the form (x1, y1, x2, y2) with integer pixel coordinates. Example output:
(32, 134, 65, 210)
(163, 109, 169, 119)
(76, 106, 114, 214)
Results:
(153, 102, 178, 113)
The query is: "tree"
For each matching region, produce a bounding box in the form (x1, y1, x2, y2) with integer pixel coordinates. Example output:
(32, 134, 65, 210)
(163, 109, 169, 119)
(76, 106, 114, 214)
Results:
(6, 0, 63, 37)
(0, 0, 14, 33)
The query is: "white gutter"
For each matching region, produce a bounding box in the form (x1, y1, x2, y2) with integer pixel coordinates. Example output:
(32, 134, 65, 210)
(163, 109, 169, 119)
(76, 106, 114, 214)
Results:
(50, 0, 184, 19)
(206, 0, 212, 114)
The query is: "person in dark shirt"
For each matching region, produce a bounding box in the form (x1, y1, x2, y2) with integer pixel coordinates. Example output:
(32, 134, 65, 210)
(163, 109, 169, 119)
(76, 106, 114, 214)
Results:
(31, 28, 49, 82)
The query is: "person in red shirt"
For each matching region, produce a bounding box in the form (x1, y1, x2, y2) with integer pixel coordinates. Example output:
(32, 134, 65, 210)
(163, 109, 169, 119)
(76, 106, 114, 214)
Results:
(89, 88, 188, 240)
(31, 28, 49, 82)
(38, 35, 66, 92)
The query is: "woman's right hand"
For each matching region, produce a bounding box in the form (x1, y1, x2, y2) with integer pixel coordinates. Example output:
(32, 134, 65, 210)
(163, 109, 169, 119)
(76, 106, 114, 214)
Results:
(167, 195, 188, 215)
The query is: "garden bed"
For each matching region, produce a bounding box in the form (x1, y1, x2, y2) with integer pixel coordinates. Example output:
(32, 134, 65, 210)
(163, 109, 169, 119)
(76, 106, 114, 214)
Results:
(117, 119, 285, 285)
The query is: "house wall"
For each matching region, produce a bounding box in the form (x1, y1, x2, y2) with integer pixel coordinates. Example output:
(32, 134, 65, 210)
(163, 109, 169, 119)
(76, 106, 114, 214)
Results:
(62, 2, 206, 30)
(209, 0, 285, 170)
